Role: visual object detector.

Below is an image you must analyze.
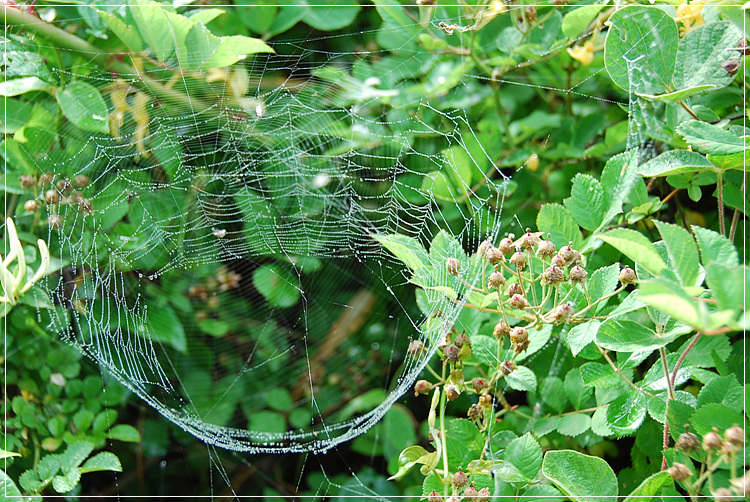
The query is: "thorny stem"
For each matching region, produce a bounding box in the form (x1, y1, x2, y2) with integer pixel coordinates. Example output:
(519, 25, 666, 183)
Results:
(595, 343, 655, 397)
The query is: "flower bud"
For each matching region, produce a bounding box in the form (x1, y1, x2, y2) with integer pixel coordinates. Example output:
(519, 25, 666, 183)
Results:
(730, 474, 750, 494)
(446, 258, 461, 276)
(467, 403, 484, 422)
(493, 321, 510, 340)
(471, 377, 489, 393)
(454, 332, 471, 349)
(619, 266, 637, 285)
(488, 271, 506, 289)
(722, 59, 740, 76)
(569, 265, 588, 283)
(500, 360, 517, 375)
(508, 293, 528, 310)
(541, 265, 564, 285)
(506, 282, 523, 297)
(510, 326, 528, 345)
(407, 340, 424, 358)
(550, 254, 566, 268)
(537, 238, 556, 259)
(702, 431, 723, 451)
(713, 487, 733, 502)
(477, 487, 491, 502)
(445, 383, 460, 401)
(56, 178, 72, 196)
(444, 344, 460, 363)
(517, 229, 541, 250)
(463, 486, 479, 502)
(545, 302, 575, 323)
(676, 432, 699, 452)
(73, 174, 90, 188)
(510, 250, 527, 270)
(414, 380, 432, 396)
(428, 491, 443, 502)
(39, 172, 54, 186)
(478, 394, 493, 409)
(452, 469, 468, 487)
(498, 235, 515, 255)
(525, 5, 536, 23)
(737, 38, 750, 56)
(23, 199, 38, 212)
(19, 175, 36, 189)
(48, 214, 62, 229)
(477, 240, 492, 259)
(45, 189, 60, 204)
(724, 425, 744, 449)
(558, 243, 577, 264)
(486, 246, 503, 264)
(667, 462, 692, 481)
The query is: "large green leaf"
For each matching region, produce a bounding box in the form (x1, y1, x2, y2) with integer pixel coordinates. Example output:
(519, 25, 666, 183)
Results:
(184, 22, 273, 70)
(653, 221, 700, 286)
(564, 174, 604, 231)
(562, 5, 605, 39)
(623, 471, 673, 501)
(0, 469, 22, 499)
(606, 391, 647, 436)
(564, 368, 593, 410)
(638, 278, 703, 329)
(604, 6, 678, 95)
(677, 120, 748, 155)
(543, 450, 617, 502)
(599, 228, 666, 276)
(691, 226, 739, 267)
(56, 81, 109, 134)
(303, 0, 360, 31)
(79, 452, 123, 473)
(672, 22, 742, 92)
(253, 264, 301, 308)
(596, 319, 669, 352)
(374, 234, 430, 273)
(145, 303, 187, 353)
(638, 150, 718, 177)
(536, 203, 583, 249)
(599, 149, 639, 229)
(505, 433, 542, 480)
(566, 320, 601, 357)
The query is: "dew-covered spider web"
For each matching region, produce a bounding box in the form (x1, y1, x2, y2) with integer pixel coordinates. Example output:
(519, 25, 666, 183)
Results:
(2, 1, 689, 497)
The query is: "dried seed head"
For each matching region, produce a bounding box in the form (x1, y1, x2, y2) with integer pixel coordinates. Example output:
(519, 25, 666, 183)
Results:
(500, 360, 517, 375)
(545, 302, 575, 323)
(724, 425, 745, 449)
(56, 178, 72, 196)
(722, 59, 740, 76)
(516, 229, 542, 250)
(702, 431, 723, 451)
(537, 238, 556, 259)
(445, 383, 460, 401)
(667, 462, 693, 481)
(452, 469, 468, 487)
(23, 199, 38, 212)
(506, 282, 524, 297)
(407, 340, 424, 358)
(463, 485, 479, 502)
(488, 270, 506, 289)
(569, 265, 588, 283)
(45, 189, 60, 204)
(477, 240, 493, 259)
(736, 38, 750, 56)
(48, 214, 62, 229)
(414, 380, 433, 396)
(713, 487, 734, 502)
(498, 235, 515, 255)
(508, 293, 529, 310)
(619, 266, 637, 285)
(73, 174, 90, 188)
(525, 5, 537, 22)
(79, 198, 94, 216)
(428, 491, 443, 502)
(558, 243, 577, 264)
(454, 332, 471, 349)
(486, 246, 503, 265)
(493, 321, 510, 340)
(676, 432, 700, 452)
(550, 254, 566, 268)
(446, 258, 461, 276)
(478, 393, 493, 409)
(510, 326, 528, 345)
(444, 344, 460, 363)
(477, 487, 491, 502)
(541, 265, 564, 285)
(39, 172, 54, 186)
(467, 403, 484, 422)
(510, 250, 527, 270)
(471, 377, 489, 393)
(19, 175, 36, 189)
(446, 496, 461, 502)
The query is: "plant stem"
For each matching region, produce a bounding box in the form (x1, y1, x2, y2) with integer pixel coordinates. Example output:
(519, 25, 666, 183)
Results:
(728, 170, 745, 243)
(717, 172, 725, 236)
(671, 332, 701, 390)
(660, 348, 676, 400)
(439, 367, 449, 495)
(595, 343, 655, 397)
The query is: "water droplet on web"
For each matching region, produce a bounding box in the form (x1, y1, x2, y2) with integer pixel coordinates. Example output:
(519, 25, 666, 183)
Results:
(237, 54, 247, 60)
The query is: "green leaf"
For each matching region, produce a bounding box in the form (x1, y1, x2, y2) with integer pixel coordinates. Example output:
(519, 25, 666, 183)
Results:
(604, 6, 678, 95)
(373, 0, 421, 37)
(647, 391, 697, 424)
(253, 264, 301, 308)
(606, 392, 647, 436)
(673, 22, 742, 92)
(667, 399, 695, 440)
(0, 76, 52, 96)
(98, 10, 144, 52)
(564, 174, 604, 231)
(80, 452, 123, 473)
(56, 81, 109, 134)
(129, 1, 177, 61)
(506, 366, 537, 392)
(623, 471, 673, 502)
(540, 377, 567, 414)
(599, 228, 666, 276)
(691, 226, 739, 267)
(184, 23, 273, 69)
(581, 362, 629, 389)
(0, 97, 35, 133)
(536, 203, 583, 250)
(690, 403, 746, 436)
(145, 304, 187, 353)
(596, 319, 670, 352)
(697, 376, 743, 412)
(638, 278, 703, 330)
(61, 441, 95, 469)
(707, 151, 747, 171)
(591, 407, 614, 436)
(505, 433, 542, 480)
(567, 320, 601, 357)
(587, 263, 620, 307)
(653, 221, 700, 286)
(556, 414, 592, 437)
(52, 467, 81, 493)
(562, 5, 605, 39)
(374, 234, 429, 273)
(638, 150, 718, 177)
(0, 449, 21, 459)
(388, 445, 430, 480)
(303, 0, 360, 31)
(639, 85, 717, 102)
(520, 485, 564, 502)
(106, 424, 141, 443)
(565, 368, 593, 410)
(542, 450, 617, 502)
(704, 262, 745, 311)
(677, 120, 748, 155)
(0, 469, 23, 498)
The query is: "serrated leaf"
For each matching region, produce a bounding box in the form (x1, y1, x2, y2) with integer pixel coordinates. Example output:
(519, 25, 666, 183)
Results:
(638, 278, 703, 330)
(540, 377, 567, 414)
(604, 6, 678, 95)
(678, 120, 748, 155)
(666, 399, 695, 440)
(599, 228, 666, 276)
(56, 82, 109, 134)
(61, 441, 94, 469)
(564, 174, 604, 231)
(556, 414, 592, 437)
(691, 226, 739, 268)
(374, 233, 429, 273)
(388, 445, 431, 480)
(623, 470, 673, 502)
(599, 149, 639, 228)
(673, 22, 741, 92)
(543, 450, 618, 502)
(0, 469, 23, 498)
(606, 392, 647, 436)
(567, 320, 601, 357)
(52, 467, 81, 493)
(704, 262, 745, 311)
(581, 362, 630, 389)
(184, 22, 273, 70)
(653, 221, 700, 286)
(0, 76, 52, 96)
(80, 452, 123, 473)
(682, 335, 731, 368)
(506, 366, 537, 392)
(638, 150, 718, 177)
(691, 403, 746, 436)
(697, 376, 743, 412)
(647, 391, 697, 423)
(596, 319, 669, 352)
(591, 407, 614, 436)
(588, 264, 620, 308)
(565, 368, 593, 410)
(536, 203, 583, 250)
(505, 433, 542, 480)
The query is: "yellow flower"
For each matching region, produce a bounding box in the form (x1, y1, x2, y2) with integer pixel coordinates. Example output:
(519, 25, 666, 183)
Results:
(676, 0, 706, 36)
(567, 40, 596, 66)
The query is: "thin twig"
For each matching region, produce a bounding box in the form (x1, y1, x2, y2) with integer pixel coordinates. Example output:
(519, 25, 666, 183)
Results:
(595, 343, 655, 397)
(671, 332, 702, 390)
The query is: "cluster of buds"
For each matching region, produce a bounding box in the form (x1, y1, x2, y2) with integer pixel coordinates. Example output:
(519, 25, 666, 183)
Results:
(427, 485, 491, 502)
(19, 172, 93, 227)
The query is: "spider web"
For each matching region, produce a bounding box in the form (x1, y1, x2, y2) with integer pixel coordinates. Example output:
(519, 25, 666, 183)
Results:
(2, 1, 687, 498)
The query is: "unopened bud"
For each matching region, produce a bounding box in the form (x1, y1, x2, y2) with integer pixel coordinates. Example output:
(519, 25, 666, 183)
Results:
(569, 265, 588, 283)
(493, 321, 510, 339)
(498, 235, 514, 255)
(452, 469, 468, 487)
(23, 199, 38, 212)
(667, 462, 692, 481)
(702, 431, 723, 451)
(508, 294, 528, 310)
(724, 425, 745, 449)
(414, 380, 433, 396)
(446, 258, 461, 276)
(488, 271, 506, 289)
(45, 189, 60, 204)
(471, 377, 489, 393)
(444, 344, 460, 363)
(537, 238, 556, 259)
(510, 250, 527, 270)
(722, 59, 740, 76)
(619, 266, 637, 285)
(676, 432, 699, 452)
